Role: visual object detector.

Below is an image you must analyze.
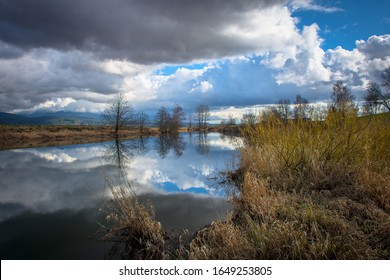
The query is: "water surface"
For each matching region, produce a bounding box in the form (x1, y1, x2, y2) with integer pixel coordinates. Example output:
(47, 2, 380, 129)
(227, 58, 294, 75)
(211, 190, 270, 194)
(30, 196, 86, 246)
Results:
(0, 133, 238, 259)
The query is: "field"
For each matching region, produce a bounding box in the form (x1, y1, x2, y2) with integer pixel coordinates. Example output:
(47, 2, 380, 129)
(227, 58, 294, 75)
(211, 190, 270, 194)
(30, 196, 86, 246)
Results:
(0, 125, 159, 150)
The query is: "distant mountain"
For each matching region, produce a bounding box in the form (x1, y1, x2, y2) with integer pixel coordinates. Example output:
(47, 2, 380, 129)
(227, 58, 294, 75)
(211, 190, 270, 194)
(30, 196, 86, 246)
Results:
(0, 112, 32, 124)
(25, 110, 102, 119)
(0, 111, 103, 125)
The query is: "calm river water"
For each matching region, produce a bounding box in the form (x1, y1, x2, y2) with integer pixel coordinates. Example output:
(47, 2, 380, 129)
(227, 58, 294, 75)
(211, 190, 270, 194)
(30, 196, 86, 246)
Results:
(0, 133, 238, 259)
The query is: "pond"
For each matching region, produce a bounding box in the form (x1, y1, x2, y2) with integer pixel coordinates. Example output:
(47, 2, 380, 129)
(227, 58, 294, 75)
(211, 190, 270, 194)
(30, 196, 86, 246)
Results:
(0, 133, 239, 259)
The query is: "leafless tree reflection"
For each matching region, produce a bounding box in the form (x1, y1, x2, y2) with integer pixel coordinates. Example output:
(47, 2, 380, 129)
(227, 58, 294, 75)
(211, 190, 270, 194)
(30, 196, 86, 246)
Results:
(103, 138, 150, 173)
(104, 139, 134, 173)
(195, 132, 210, 155)
(154, 134, 185, 158)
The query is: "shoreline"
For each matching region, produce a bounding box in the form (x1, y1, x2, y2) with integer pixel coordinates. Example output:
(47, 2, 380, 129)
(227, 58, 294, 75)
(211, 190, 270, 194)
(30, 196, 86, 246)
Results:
(0, 125, 160, 150)
(0, 124, 240, 150)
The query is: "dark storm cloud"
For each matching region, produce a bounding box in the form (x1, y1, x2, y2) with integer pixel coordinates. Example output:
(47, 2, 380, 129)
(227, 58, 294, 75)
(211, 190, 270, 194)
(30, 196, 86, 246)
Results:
(0, 0, 286, 63)
(0, 49, 123, 111)
(0, 41, 24, 59)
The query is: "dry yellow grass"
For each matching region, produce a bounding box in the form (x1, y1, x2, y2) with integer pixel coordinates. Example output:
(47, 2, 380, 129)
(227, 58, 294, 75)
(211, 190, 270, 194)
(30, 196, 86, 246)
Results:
(189, 111, 390, 259)
(98, 175, 168, 259)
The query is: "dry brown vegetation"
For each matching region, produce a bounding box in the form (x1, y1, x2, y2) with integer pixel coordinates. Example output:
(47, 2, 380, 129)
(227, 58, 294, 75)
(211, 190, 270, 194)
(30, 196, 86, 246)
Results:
(0, 125, 159, 149)
(98, 176, 169, 259)
(189, 111, 390, 259)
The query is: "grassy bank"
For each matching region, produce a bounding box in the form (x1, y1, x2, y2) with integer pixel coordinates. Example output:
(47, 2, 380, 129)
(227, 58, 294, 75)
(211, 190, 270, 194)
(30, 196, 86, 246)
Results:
(101, 111, 389, 259)
(189, 111, 390, 259)
(0, 125, 159, 150)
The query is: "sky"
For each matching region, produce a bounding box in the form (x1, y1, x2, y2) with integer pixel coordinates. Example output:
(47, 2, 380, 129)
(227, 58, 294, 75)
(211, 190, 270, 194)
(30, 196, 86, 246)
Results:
(0, 0, 389, 120)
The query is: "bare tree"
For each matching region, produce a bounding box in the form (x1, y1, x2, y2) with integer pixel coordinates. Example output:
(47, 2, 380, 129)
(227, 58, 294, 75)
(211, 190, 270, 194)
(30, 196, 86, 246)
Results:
(363, 68, 390, 113)
(169, 104, 186, 133)
(380, 67, 390, 111)
(241, 110, 257, 126)
(226, 114, 237, 126)
(363, 82, 382, 114)
(188, 114, 193, 131)
(155, 107, 170, 133)
(382, 67, 390, 90)
(276, 99, 291, 122)
(195, 104, 210, 129)
(294, 95, 309, 120)
(331, 81, 354, 112)
(135, 111, 149, 133)
(103, 93, 134, 134)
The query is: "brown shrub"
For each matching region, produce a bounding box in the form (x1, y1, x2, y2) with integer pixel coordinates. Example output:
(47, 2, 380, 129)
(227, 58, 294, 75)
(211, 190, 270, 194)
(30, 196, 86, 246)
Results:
(190, 111, 389, 259)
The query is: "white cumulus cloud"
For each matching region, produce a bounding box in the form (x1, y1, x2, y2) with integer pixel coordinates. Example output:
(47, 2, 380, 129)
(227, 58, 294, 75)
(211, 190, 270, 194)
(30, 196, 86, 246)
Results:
(265, 24, 331, 86)
(12, 97, 76, 113)
(289, 0, 343, 13)
(325, 35, 390, 90)
(190, 81, 214, 93)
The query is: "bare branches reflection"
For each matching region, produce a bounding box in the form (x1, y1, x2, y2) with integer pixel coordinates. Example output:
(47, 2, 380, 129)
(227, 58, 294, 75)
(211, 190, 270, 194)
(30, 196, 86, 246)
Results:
(154, 134, 185, 158)
(195, 132, 210, 155)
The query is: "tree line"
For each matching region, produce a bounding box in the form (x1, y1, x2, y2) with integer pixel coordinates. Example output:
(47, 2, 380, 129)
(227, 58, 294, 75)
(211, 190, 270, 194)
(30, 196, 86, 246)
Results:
(103, 93, 211, 134)
(237, 67, 390, 126)
(104, 67, 390, 133)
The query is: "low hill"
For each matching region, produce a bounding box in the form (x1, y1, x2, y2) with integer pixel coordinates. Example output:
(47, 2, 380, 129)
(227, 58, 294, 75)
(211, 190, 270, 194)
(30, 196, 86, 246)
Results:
(0, 112, 32, 124)
(0, 111, 103, 125)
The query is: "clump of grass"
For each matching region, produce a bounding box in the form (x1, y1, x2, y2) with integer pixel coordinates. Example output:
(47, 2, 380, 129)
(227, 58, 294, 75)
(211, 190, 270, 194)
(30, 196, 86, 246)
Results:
(191, 178, 380, 259)
(190, 111, 390, 259)
(189, 215, 253, 259)
(98, 176, 168, 259)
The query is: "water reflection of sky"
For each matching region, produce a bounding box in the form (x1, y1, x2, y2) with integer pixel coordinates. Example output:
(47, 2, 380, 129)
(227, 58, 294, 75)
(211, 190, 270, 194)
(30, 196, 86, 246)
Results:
(0, 133, 237, 259)
(5, 133, 239, 201)
(124, 133, 240, 196)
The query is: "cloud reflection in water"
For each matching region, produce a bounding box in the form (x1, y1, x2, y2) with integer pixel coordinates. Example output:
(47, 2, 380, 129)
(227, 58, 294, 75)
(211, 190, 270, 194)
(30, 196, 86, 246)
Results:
(0, 133, 237, 259)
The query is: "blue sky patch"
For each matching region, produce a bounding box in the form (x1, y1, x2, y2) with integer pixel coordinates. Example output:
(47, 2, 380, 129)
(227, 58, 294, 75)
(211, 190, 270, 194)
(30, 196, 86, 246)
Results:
(158, 181, 210, 195)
